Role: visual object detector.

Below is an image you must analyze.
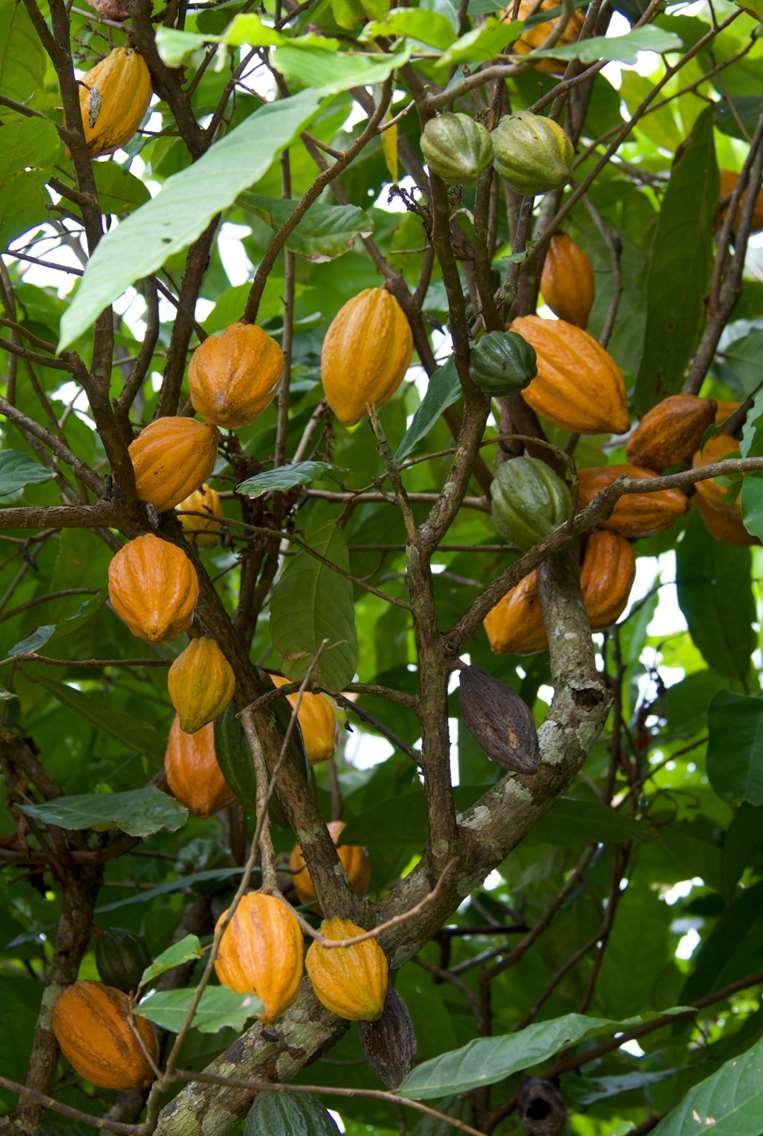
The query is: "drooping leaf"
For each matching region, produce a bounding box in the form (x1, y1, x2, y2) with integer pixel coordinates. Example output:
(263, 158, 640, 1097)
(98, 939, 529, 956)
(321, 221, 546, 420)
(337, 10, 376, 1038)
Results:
(19, 786, 188, 838)
(135, 986, 261, 1033)
(395, 358, 461, 461)
(243, 194, 373, 260)
(271, 45, 411, 95)
(244, 1092, 341, 1136)
(139, 935, 204, 988)
(707, 691, 763, 807)
(237, 462, 344, 498)
(0, 450, 55, 502)
(651, 1032, 763, 1134)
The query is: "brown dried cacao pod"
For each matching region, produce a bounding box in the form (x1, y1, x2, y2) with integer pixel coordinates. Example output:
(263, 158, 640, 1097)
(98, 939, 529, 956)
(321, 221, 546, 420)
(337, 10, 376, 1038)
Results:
(188, 323, 284, 429)
(626, 394, 716, 472)
(214, 892, 304, 1023)
(51, 981, 158, 1090)
(359, 987, 417, 1089)
(483, 570, 547, 656)
(176, 484, 224, 548)
(129, 417, 218, 512)
(75, 48, 151, 157)
(164, 715, 234, 817)
(305, 917, 389, 1021)
(289, 820, 370, 904)
(168, 636, 236, 733)
(577, 464, 688, 538)
(580, 531, 635, 629)
(108, 534, 198, 643)
(692, 434, 756, 545)
(540, 233, 594, 328)
(459, 665, 540, 773)
(84, 0, 129, 17)
(270, 674, 336, 764)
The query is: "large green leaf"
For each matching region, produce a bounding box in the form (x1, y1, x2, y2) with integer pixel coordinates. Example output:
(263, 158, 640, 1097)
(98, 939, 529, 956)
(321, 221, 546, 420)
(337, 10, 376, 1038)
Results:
(237, 462, 343, 498)
(243, 194, 372, 260)
(136, 986, 261, 1033)
(30, 675, 166, 760)
(365, 8, 457, 49)
(651, 1033, 763, 1134)
(19, 786, 188, 838)
(244, 1093, 341, 1136)
(0, 450, 55, 502)
(270, 507, 357, 692)
(707, 691, 763, 806)
(0, 2, 47, 104)
(395, 358, 461, 461)
(538, 24, 682, 63)
(271, 45, 410, 94)
(634, 107, 718, 412)
(7, 593, 103, 658)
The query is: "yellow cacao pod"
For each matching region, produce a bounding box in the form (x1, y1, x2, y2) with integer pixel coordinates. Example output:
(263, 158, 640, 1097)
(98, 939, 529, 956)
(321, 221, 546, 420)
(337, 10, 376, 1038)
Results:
(305, 917, 389, 1021)
(289, 820, 370, 904)
(506, 0, 584, 75)
(51, 981, 158, 1090)
(510, 315, 629, 435)
(692, 434, 756, 545)
(168, 637, 236, 733)
(577, 464, 688, 538)
(164, 715, 234, 818)
(270, 674, 336, 764)
(176, 484, 223, 547)
(108, 534, 198, 642)
(75, 47, 152, 158)
(188, 323, 284, 429)
(214, 892, 304, 1023)
(321, 288, 413, 426)
(580, 530, 635, 630)
(626, 394, 716, 473)
(129, 417, 218, 512)
(483, 570, 546, 656)
(540, 233, 595, 328)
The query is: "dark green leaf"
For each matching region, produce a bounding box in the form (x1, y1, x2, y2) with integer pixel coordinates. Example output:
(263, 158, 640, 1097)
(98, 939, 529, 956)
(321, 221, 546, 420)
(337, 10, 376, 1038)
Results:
(92, 162, 151, 215)
(237, 462, 343, 498)
(244, 1092, 341, 1135)
(0, 450, 55, 502)
(19, 786, 188, 838)
(30, 675, 166, 760)
(395, 358, 461, 461)
(7, 593, 103, 658)
(651, 1033, 763, 1134)
(707, 691, 763, 806)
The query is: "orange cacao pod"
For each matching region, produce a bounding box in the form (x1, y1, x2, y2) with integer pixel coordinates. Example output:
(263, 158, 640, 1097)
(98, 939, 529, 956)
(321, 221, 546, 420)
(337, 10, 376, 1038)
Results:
(164, 715, 234, 817)
(715, 400, 741, 426)
(692, 434, 755, 545)
(626, 395, 716, 472)
(214, 892, 304, 1023)
(577, 464, 688, 538)
(75, 48, 151, 158)
(51, 981, 157, 1090)
(129, 417, 218, 512)
(168, 637, 236, 733)
(289, 820, 370, 904)
(540, 233, 594, 328)
(305, 917, 389, 1021)
(321, 288, 413, 426)
(580, 531, 635, 629)
(270, 674, 336, 764)
(108, 534, 198, 642)
(483, 570, 547, 656)
(176, 484, 223, 547)
(717, 169, 763, 234)
(188, 323, 284, 429)
(510, 315, 629, 435)
(506, 0, 584, 75)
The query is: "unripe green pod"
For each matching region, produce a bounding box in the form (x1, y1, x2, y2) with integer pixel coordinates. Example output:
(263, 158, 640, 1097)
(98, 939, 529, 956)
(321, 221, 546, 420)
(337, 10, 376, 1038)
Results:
(490, 455, 573, 549)
(471, 331, 537, 396)
(94, 927, 151, 994)
(420, 113, 494, 184)
(491, 112, 574, 195)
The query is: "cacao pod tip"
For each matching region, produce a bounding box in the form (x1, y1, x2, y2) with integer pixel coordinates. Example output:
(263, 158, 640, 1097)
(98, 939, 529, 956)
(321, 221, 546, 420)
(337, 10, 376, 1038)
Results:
(359, 987, 417, 1088)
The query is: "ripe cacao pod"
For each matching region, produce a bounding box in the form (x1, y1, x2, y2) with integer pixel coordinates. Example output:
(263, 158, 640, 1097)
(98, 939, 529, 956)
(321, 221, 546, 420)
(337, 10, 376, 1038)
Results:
(94, 928, 151, 994)
(164, 715, 234, 818)
(717, 168, 763, 234)
(321, 288, 413, 426)
(626, 394, 716, 472)
(510, 315, 630, 435)
(420, 113, 493, 183)
(289, 820, 370, 904)
(470, 330, 537, 396)
(491, 112, 574, 195)
(507, 0, 584, 75)
(51, 981, 158, 1090)
(580, 530, 635, 629)
(129, 417, 218, 512)
(108, 534, 198, 643)
(168, 636, 236, 733)
(483, 570, 547, 656)
(359, 988, 417, 1089)
(490, 455, 573, 549)
(459, 665, 540, 772)
(176, 483, 223, 547)
(75, 48, 151, 158)
(270, 674, 336, 764)
(188, 323, 284, 429)
(540, 233, 595, 329)
(692, 434, 755, 545)
(214, 892, 304, 1023)
(305, 917, 389, 1021)
(577, 464, 688, 538)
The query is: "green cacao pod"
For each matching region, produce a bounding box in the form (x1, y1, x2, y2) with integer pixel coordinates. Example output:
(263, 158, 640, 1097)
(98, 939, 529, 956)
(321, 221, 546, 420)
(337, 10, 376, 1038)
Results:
(490, 456, 573, 549)
(93, 927, 151, 994)
(491, 112, 573, 195)
(420, 113, 493, 184)
(471, 331, 537, 395)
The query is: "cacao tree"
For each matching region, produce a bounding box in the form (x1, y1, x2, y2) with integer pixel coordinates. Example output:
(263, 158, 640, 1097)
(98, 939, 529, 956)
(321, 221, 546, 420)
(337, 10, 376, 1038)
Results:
(2, 0, 763, 1133)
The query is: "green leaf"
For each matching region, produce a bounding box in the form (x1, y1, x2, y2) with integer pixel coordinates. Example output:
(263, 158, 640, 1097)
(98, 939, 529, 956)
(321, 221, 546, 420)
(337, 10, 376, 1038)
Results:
(651, 1033, 763, 1134)
(135, 986, 261, 1033)
(271, 45, 411, 94)
(214, 703, 258, 810)
(237, 461, 343, 498)
(399, 1010, 689, 1099)
(634, 107, 718, 413)
(0, 2, 46, 103)
(244, 1092, 341, 1136)
(95, 868, 244, 914)
(154, 27, 209, 66)
(525, 798, 654, 846)
(0, 451, 55, 503)
(92, 162, 151, 215)
(225, 14, 337, 49)
(270, 507, 357, 693)
(139, 935, 204, 988)
(707, 691, 763, 807)
(722, 330, 763, 396)
(675, 513, 754, 684)
(538, 25, 682, 63)
(435, 17, 521, 68)
(58, 90, 325, 350)
(7, 593, 104, 658)
(395, 358, 462, 461)
(19, 786, 188, 838)
(364, 8, 456, 48)
(30, 675, 166, 760)
(242, 194, 373, 260)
